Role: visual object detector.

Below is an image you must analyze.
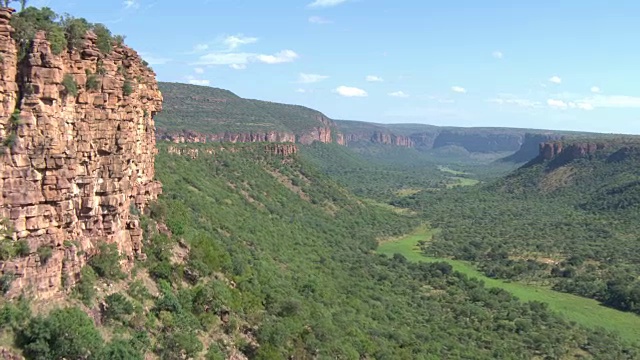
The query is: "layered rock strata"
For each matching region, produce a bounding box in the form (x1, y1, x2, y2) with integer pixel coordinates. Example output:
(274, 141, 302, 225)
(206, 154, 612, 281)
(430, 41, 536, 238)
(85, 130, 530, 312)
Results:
(0, 8, 162, 299)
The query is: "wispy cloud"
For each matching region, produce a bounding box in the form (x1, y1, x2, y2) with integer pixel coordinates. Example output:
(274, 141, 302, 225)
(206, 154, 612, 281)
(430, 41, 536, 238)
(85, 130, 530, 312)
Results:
(194, 67, 205, 74)
(488, 94, 541, 108)
(586, 95, 640, 108)
(308, 0, 348, 8)
(230, 64, 247, 70)
(590, 86, 601, 93)
(547, 98, 593, 110)
(388, 91, 409, 98)
(451, 86, 467, 94)
(298, 73, 329, 83)
(549, 76, 562, 84)
(366, 75, 384, 82)
(309, 16, 332, 24)
(255, 50, 299, 64)
(194, 50, 298, 66)
(186, 75, 210, 86)
(123, 0, 140, 9)
(492, 51, 503, 59)
(296, 88, 307, 93)
(547, 99, 567, 109)
(223, 34, 258, 50)
(193, 44, 209, 52)
(335, 86, 367, 97)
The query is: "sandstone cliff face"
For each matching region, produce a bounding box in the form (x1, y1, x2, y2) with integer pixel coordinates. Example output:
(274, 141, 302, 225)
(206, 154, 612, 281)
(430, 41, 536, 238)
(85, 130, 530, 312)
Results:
(344, 131, 415, 148)
(157, 129, 296, 144)
(539, 142, 606, 161)
(0, 9, 162, 299)
(165, 143, 298, 159)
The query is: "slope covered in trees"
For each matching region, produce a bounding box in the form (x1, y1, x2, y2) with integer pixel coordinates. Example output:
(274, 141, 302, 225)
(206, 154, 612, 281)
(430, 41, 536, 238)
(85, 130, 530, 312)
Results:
(393, 138, 640, 316)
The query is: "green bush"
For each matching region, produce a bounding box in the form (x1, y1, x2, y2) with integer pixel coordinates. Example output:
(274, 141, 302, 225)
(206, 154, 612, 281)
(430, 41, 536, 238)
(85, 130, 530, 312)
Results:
(97, 339, 143, 360)
(86, 70, 100, 90)
(76, 266, 97, 306)
(37, 245, 53, 264)
(93, 23, 112, 54)
(123, 79, 134, 96)
(0, 272, 15, 294)
(18, 307, 104, 360)
(15, 239, 30, 257)
(2, 132, 16, 148)
(62, 73, 78, 97)
(205, 343, 226, 360)
(89, 243, 125, 280)
(103, 293, 134, 323)
(62, 16, 90, 49)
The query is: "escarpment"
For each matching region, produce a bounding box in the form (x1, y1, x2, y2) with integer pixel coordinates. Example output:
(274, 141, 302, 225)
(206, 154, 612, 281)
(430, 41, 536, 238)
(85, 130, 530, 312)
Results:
(155, 82, 345, 146)
(0, 8, 162, 299)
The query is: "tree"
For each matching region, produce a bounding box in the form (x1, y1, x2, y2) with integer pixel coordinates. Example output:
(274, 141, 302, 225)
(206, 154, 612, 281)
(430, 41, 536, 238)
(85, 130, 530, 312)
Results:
(18, 307, 104, 360)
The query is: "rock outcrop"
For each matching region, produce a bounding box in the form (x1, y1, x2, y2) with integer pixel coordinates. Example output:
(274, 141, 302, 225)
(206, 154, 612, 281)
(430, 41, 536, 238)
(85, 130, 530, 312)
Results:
(0, 8, 162, 299)
(157, 129, 296, 144)
(539, 141, 606, 161)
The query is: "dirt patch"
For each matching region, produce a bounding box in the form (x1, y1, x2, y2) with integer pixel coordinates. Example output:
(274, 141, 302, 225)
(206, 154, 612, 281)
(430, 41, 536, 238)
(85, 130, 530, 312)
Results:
(539, 166, 576, 192)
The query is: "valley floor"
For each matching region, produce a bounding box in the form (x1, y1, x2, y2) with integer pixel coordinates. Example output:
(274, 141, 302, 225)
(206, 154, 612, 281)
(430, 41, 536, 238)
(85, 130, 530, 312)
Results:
(377, 227, 640, 345)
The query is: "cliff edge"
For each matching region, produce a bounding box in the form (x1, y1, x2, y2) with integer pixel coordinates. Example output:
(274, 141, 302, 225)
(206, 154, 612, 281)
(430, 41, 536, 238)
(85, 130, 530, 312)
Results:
(0, 8, 162, 299)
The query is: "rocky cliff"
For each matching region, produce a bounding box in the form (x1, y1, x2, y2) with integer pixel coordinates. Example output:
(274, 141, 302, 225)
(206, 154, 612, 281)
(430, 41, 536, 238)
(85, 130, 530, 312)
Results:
(500, 133, 563, 163)
(0, 8, 162, 299)
(155, 82, 345, 146)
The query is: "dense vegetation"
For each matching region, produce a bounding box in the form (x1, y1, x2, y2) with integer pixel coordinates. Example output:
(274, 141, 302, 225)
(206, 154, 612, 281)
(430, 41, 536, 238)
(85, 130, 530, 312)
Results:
(5, 143, 637, 359)
(10, 6, 125, 60)
(393, 141, 640, 315)
(156, 82, 339, 135)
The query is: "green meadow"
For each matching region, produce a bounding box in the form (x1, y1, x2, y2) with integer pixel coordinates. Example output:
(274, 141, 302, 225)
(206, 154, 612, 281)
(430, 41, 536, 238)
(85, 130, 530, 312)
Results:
(377, 227, 640, 344)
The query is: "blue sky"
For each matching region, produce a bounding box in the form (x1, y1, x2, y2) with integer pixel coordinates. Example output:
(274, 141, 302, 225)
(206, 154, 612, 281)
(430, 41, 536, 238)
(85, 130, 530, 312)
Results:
(30, 0, 640, 134)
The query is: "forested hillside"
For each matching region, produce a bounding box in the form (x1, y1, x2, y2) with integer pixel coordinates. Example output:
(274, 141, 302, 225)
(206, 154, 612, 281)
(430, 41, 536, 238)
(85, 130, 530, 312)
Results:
(394, 138, 640, 316)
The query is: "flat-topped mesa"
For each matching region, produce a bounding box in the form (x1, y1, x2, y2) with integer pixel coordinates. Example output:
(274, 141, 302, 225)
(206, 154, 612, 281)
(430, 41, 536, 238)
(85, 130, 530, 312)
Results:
(343, 131, 415, 148)
(0, 9, 163, 299)
(539, 141, 607, 160)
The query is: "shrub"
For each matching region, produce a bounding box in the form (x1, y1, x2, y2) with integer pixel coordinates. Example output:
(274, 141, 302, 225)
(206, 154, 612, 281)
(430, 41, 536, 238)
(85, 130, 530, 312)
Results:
(86, 70, 100, 90)
(89, 243, 125, 280)
(47, 25, 67, 55)
(103, 293, 134, 323)
(76, 266, 97, 306)
(97, 339, 143, 360)
(205, 343, 226, 360)
(113, 34, 126, 46)
(37, 245, 53, 264)
(0, 272, 15, 294)
(18, 307, 104, 360)
(62, 16, 90, 49)
(93, 23, 112, 54)
(123, 79, 134, 96)
(62, 73, 78, 97)
(2, 133, 16, 148)
(15, 239, 30, 257)
(96, 60, 107, 75)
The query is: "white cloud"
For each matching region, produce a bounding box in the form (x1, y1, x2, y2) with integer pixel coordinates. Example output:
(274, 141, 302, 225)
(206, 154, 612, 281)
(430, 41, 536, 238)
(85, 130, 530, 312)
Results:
(298, 73, 329, 83)
(488, 94, 540, 108)
(492, 51, 503, 59)
(335, 86, 367, 97)
(195, 50, 299, 67)
(388, 91, 409, 98)
(193, 44, 209, 52)
(576, 102, 594, 110)
(194, 67, 205, 74)
(308, 0, 348, 8)
(587, 95, 640, 108)
(196, 52, 254, 66)
(366, 75, 384, 82)
(255, 50, 299, 64)
(296, 88, 307, 93)
(223, 34, 258, 50)
(123, 0, 139, 9)
(451, 86, 467, 94)
(549, 76, 562, 84)
(189, 79, 210, 86)
(547, 99, 567, 109)
(590, 86, 601, 93)
(309, 16, 332, 24)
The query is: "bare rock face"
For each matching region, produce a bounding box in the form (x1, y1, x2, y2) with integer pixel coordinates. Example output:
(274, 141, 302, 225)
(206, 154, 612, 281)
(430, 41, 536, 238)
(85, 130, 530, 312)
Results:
(0, 9, 162, 299)
(539, 141, 606, 161)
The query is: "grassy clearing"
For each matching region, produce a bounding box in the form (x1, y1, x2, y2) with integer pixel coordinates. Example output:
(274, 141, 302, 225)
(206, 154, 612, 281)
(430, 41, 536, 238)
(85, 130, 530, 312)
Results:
(447, 177, 480, 188)
(438, 166, 468, 175)
(377, 227, 640, 344)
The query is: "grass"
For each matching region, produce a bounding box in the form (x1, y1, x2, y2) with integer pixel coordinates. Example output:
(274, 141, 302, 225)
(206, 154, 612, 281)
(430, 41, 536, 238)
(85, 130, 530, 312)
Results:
(438, 166, 468, 175)
(377, 227, 640, 344)
(447, 177, 480, 188)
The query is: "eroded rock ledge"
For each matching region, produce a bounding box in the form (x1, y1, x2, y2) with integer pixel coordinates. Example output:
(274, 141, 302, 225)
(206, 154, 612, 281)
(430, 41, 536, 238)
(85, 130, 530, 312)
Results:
(0, 8, 162, 299)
